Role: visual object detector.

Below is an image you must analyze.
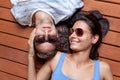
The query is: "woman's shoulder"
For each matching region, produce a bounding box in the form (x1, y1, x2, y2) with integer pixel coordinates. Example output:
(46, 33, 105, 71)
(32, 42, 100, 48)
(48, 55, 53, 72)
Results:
(99, 61, 111, 70)
(49, 51, 64, 69)
(99, 60, 113, 79)
(51, 51, 63, 62)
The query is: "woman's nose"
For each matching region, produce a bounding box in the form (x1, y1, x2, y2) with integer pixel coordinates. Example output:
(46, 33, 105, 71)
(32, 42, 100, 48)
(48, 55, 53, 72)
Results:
(69, 32, 77, 39)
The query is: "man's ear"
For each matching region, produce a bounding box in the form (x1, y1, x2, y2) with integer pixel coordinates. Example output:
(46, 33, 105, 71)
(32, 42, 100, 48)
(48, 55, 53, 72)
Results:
(92, 34, 99, 44)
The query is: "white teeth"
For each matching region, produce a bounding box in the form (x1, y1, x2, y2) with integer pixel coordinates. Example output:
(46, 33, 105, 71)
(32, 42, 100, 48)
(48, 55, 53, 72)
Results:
(71, 39, 78, 42)
(70, 41, 77, 43)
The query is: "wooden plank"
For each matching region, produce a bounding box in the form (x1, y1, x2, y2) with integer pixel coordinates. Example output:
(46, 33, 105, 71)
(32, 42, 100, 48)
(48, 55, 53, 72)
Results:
(105, 16, 120, 32)
(83, 0, 120, 18)
(0, 45, 28, 65)
(0, 7, 16, 22)
(0, 0, 12, 8)
(1, 7, 120, 33)
(0, 71, 25, 80)
(0, 20, 33, 38)
(98, 0, 120, 4)
(99, 44, 120, 62)
(100, 58, 120, 77)
(0, 33, 28, 51)
(0, 58, 27, 78)
(103, 31, 120, 47)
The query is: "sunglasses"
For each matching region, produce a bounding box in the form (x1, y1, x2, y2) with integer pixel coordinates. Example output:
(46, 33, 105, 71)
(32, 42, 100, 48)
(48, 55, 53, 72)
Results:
(34, 35, 58, 44)
(69, 28, 84, 37)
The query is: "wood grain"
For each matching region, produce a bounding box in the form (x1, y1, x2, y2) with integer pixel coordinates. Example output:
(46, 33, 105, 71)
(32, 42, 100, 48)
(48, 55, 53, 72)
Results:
(0, 0, 120, 80)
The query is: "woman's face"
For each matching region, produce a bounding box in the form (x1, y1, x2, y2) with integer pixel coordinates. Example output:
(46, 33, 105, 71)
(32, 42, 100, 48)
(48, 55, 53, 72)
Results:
(69, 20, 98, 52)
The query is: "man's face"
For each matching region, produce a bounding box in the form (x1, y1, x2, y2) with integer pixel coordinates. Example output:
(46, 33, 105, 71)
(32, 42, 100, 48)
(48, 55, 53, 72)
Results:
(34, 19, 58, 54)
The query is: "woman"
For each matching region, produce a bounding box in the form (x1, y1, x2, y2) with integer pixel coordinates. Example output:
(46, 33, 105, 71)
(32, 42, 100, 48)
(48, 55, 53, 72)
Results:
(28, 10, 113, 80)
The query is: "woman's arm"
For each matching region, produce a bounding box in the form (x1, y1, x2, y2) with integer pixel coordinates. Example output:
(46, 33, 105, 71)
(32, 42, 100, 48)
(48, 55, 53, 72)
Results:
(36, 52, 62, 80)
(28, 54, 36, 80)
(37, 60, 52, 80)
(28, 29, 37, 80)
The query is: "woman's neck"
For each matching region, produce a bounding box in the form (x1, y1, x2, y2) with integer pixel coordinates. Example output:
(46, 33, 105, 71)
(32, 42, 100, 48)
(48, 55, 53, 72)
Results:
(68, 48, 92, 65)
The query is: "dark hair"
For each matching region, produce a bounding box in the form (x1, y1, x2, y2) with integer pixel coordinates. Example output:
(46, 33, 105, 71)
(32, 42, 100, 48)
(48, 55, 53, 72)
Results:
(56, 21, 70, 52)
(68, 10, 109, 60)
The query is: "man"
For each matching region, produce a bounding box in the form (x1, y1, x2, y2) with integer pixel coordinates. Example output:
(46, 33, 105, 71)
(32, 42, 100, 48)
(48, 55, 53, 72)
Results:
(11, 0, 84, 58)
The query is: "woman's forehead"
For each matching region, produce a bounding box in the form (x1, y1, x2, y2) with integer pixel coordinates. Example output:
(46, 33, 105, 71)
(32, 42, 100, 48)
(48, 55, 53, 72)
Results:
(72, 20, 90, 30)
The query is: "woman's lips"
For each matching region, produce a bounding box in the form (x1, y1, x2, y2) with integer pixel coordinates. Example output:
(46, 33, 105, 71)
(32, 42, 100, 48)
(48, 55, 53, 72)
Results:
(70, 40, 78, 44)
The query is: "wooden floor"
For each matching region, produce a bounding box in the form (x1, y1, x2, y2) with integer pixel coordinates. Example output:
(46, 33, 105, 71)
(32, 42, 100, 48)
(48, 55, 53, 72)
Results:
(0, 0, 120, 80)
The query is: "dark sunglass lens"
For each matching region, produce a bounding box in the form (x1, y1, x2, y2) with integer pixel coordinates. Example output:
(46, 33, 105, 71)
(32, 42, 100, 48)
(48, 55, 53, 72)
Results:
(76, 28, 83, 37)
(48, 35, 58, 43)
(35, 35, 45, 43)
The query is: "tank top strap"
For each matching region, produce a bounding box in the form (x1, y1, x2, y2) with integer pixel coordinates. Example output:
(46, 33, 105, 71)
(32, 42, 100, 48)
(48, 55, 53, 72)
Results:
(53, 52, 66, 73)
(56, 52, 66, 69)
(93, 60, 100, 80)
(51, 52, 67, 80)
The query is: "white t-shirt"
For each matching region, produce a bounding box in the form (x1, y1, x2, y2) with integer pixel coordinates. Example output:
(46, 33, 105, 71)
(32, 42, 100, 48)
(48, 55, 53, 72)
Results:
(11, 0, 84, 26)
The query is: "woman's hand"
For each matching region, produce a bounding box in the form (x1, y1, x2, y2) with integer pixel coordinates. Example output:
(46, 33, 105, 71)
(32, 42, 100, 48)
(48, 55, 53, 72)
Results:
(28, 28, 36, 57)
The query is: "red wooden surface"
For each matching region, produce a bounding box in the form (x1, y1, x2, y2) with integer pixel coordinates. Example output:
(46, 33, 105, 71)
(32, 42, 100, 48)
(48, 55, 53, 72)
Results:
(0, 0, 120, 80)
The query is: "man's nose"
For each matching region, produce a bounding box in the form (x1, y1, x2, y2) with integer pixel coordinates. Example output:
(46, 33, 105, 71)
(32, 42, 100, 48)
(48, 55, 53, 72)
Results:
(44, 30, 49, 40)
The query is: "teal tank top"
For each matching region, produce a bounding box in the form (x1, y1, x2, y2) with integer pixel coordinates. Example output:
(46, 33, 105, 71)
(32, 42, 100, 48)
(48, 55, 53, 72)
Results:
(51, 52, 100, 80)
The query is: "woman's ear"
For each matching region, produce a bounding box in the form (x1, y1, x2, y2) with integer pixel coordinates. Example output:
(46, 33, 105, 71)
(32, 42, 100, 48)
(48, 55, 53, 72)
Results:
(92, 34, 99, 44)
